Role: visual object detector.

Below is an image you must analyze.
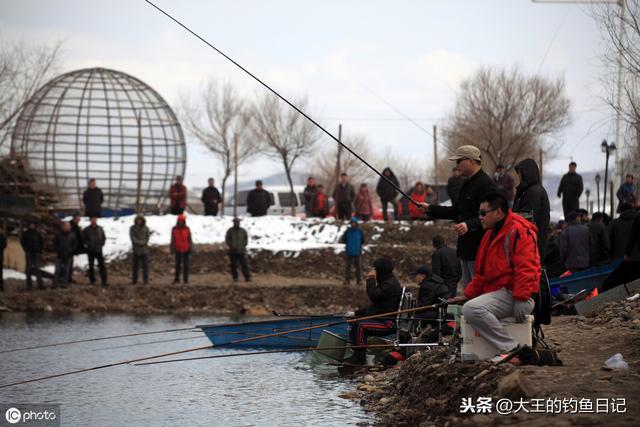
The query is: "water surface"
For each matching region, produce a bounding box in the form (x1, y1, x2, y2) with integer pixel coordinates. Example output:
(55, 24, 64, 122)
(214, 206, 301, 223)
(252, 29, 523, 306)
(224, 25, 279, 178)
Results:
(0, 313, 371, 426)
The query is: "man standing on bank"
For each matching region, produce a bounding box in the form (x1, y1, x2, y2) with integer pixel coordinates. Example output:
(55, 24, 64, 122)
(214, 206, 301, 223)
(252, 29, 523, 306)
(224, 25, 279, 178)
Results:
(130, 215, 150, 285)
(419, 145, 496, 288)
(247, 180, 272, 217)
(83, 178, 103, 218)
(557, 162, 583, 219)
(225, 218, 251, 283)
(201, 178, 221, 216)
(82, 216, 108, 287)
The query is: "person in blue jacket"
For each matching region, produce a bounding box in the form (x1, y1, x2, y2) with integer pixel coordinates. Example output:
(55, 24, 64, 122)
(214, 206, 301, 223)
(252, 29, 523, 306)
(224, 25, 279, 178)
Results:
(340, 217, 365, 285)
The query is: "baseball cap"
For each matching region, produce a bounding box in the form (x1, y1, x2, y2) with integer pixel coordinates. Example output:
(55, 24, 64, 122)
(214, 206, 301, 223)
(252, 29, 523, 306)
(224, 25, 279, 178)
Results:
(408, 266, 431, 277)
(448, 145, 482, 162)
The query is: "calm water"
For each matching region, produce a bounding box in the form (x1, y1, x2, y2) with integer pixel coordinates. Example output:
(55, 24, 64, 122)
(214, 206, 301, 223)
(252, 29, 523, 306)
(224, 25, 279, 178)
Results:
(0, 313, 372, 426)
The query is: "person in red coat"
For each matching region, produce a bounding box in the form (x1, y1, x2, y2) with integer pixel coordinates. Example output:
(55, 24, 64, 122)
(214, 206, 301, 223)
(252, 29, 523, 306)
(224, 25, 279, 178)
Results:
(456, 191, 540, 355)
(354, 183, 374, 221)
(169, 176, 188, 215)
(170, 214, 193, 284)
(313, 184, 328, 218)
(408, 182, 428, 221)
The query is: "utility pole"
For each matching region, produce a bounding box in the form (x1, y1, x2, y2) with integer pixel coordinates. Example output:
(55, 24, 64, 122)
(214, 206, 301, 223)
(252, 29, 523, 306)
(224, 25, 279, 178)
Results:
(539, 148, 544, 183)
(433, 125, 439, 202)
(335, 124, 343, 189)
(233, 134, 238, 218)
(135, 110, 142, 215)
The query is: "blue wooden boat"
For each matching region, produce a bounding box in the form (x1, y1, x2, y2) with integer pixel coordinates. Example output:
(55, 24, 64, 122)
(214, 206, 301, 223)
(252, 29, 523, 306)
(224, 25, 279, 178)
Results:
(549, 259, 622, 296)
(197, 316, 349, 349)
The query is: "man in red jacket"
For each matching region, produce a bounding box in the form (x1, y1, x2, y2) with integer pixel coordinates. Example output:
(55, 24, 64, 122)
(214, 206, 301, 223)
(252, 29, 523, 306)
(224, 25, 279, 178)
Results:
(459, 192, 540, 354)
(169, 176, 187, 215)
(170, 214, 193, 284)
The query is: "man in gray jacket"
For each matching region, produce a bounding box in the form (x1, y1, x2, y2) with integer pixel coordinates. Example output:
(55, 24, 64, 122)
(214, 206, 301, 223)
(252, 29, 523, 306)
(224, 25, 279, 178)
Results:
(225, 218, 251, 283)
(82, 217, 108, 287)
(130, 216, 150, 285)
(559, 211, 591, 272)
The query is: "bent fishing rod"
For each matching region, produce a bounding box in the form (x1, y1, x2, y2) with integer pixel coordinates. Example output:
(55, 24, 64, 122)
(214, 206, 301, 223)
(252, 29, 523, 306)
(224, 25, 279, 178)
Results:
(0, 302, 444, 389)
(143, 0, 421, 208)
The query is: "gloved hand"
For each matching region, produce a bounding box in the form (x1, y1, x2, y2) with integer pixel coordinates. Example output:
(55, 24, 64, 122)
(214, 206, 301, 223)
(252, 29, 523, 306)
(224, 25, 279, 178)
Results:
(513, 300, 530, 323)
(344, 311, 355, 318)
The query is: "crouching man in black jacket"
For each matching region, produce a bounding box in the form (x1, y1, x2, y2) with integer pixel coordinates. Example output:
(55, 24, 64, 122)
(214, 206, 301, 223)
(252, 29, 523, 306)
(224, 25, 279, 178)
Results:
(344, 258, 402, 364)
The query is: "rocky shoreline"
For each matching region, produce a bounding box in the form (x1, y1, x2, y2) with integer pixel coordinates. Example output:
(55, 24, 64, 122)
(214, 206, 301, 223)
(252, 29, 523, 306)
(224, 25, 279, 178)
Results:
(342, 299, 640, 426)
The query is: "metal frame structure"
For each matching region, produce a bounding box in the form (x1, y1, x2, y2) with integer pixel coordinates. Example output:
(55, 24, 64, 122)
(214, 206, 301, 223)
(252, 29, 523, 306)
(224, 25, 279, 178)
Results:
(11, 67, 186, 212)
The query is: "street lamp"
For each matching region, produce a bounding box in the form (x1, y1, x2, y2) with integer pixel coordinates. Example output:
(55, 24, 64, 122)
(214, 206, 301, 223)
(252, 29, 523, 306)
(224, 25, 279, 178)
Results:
(601, 139, 616, 216)
(586, 189, 591, 214)
(595, 173, 601, 211)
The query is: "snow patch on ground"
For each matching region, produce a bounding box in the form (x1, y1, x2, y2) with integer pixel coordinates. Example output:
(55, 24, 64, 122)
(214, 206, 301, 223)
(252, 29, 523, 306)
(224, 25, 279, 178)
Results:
(66, 214, 355, 268)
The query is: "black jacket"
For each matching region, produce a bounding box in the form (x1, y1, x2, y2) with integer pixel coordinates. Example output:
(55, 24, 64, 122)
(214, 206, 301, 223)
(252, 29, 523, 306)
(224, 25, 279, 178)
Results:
(356, 274, 403, 316)
(610, 209, 639, 260)
(376, 168, 400, 202)
(446, 175, 465, 206)
(247, 188, 272, 216)
(21, 229, 44, 254)
(201, 186, 221, 207)
(587, 221, 610, 266)
(70, 221, 85, 254)
(333, 182, 356, 205)
(303, 185, 317, 212)
(417, 275, 450, 307)
(428, 169, 496, 260)
(513, 159, 550, 258)
(54, 231, 77, 260)
(559, 224, 591, 270)
(543, 235, 564, 278)
(431, 245, 461, 290)
(557, 172, 583, 201)
(83, 187, 104, 214)
(625, 213, 640, 259)
(0, 234, 6, 253)
(82, 225, 106, 254)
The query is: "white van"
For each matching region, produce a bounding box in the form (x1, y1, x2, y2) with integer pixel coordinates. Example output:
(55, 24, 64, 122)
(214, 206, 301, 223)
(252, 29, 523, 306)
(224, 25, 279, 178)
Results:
(226, 185, 307, 216)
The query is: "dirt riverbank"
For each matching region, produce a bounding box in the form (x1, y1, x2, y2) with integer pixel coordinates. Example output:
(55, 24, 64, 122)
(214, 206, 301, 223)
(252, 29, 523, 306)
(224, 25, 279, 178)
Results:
(1, 221, 453, 314)
(346, 299, 640, 426)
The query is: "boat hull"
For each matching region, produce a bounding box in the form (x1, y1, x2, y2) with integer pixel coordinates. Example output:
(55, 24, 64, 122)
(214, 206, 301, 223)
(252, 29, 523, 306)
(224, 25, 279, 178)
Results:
(197, 316, 349, 349)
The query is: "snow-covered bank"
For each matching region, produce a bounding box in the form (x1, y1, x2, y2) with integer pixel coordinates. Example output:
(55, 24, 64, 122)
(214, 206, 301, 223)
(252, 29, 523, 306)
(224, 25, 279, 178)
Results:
(69, 215, 372, 268)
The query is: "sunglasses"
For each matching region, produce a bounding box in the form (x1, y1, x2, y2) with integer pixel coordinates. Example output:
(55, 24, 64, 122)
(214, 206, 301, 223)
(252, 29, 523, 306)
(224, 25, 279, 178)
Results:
(456, 158, 469, 165)
(478, 208, 498, 217)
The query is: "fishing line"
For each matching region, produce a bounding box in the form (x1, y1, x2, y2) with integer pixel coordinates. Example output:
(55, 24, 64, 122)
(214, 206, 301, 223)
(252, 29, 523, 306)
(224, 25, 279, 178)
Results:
(143, 0, 421, 207)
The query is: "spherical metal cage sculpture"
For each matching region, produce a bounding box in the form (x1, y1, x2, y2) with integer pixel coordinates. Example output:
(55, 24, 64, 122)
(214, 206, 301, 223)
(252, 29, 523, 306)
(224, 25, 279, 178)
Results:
(11, 67, 186, 212)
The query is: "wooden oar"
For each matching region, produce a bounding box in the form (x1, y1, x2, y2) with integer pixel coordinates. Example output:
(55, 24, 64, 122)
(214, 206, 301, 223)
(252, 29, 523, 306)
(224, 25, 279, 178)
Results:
(0, 303, 443, 389)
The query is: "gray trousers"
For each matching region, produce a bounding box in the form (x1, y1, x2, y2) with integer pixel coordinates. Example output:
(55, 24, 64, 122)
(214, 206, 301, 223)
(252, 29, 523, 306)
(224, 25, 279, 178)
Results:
(462, 287, 534, 353)
(460, 259, 475, 288)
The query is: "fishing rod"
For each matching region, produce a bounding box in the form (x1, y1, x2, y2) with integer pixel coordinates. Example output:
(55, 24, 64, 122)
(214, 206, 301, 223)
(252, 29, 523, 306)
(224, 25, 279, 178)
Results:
(143, 0, 421, 208)
(95, 335, 210, 351)
(271, 310, 400, 322)
(0, 326, 201, 354)
(551, 289, 587, 309)
(134, 344, 398, 366)
(0, 302, 443, 389)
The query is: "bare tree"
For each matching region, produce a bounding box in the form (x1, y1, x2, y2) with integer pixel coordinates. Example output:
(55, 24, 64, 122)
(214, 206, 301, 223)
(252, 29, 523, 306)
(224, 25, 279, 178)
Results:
(443, 66, 571, 172)
(252, 94, 321, 215)
(594, 0, 640, 172)
(313, 133, 375, 191)
(0, 37, 63, 151)
(180, 79, 256, 215)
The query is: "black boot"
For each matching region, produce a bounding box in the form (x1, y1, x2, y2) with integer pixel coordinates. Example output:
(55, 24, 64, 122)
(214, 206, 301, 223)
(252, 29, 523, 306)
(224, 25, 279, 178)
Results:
(343, 349, 366, 365)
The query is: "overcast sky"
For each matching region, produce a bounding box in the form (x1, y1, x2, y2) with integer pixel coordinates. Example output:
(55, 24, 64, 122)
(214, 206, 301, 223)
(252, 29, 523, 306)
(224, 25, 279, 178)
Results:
(1, 0, 620, 189)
